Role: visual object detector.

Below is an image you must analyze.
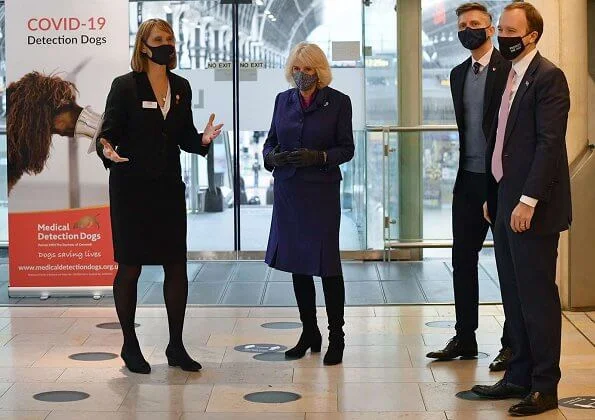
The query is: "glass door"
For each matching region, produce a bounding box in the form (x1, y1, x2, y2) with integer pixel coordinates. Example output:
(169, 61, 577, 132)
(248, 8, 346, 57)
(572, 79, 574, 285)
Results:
(130, 0, 369, 258)
(235, 0, 367, 253)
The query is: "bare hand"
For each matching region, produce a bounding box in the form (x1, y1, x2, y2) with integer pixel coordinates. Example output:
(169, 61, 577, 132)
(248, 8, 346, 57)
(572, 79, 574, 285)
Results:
(483, 202, 492, 225)
(100, 138, 129, 163)
(202, 113, 224, 145)
(510, 202, 535, 233)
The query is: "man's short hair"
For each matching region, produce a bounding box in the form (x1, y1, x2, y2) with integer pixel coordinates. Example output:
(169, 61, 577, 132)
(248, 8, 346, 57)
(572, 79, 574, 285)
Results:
(456, 2, 493, 23)
(504, 2, 544, 43)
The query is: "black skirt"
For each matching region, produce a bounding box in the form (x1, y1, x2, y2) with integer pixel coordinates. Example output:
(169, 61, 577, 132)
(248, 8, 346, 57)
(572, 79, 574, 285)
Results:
(109, 172, 187, 265)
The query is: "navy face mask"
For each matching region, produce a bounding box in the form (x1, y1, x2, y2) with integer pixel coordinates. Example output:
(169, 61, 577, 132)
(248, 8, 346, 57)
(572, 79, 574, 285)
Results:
(458, 27, 489, 50)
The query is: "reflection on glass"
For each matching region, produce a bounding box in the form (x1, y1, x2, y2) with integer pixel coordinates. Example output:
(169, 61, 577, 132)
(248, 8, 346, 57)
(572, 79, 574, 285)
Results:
(364, 0, 398, 126)
(422, 131, 458, 240)
(418, 0, 509, 244)
(421, 0, 510, 125)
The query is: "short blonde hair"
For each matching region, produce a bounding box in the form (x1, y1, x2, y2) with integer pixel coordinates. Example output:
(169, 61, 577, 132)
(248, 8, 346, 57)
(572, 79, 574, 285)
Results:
(131, 19, 177, 72)
(284, 42, 332, 89)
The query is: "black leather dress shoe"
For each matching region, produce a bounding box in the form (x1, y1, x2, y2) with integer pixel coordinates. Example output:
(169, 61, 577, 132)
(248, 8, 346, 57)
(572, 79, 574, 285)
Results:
(472, 379, 530, 400)
(426, 336, 478, 360)
(509, 392, 558, 416)
(489, 347, 512, 372)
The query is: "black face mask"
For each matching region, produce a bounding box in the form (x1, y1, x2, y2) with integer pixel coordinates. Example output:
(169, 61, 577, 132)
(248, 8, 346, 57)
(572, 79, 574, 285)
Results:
(498, 33, 531, 61)
(143, 41, 175, 66)
(458, 27, 489, 50)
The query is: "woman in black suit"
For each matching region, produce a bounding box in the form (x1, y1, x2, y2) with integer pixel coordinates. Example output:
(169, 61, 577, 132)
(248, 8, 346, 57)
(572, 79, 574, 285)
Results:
(263, 42, 354, 365)
(97, 19, 222, 374)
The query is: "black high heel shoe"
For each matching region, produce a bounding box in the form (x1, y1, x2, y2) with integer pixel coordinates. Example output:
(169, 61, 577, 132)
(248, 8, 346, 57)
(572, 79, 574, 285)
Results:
(285, 330, 323, 359)
(121, 345, 151, 374)
(323, 341, 344, 365)
(166, 345, 202, 372)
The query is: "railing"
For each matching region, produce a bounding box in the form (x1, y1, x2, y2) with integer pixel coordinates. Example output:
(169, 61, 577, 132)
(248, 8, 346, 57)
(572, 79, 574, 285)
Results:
(366, 125, 494, 259)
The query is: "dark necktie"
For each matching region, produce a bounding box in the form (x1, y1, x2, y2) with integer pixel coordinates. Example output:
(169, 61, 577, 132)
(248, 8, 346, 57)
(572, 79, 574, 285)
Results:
(473, 62, 481, 75)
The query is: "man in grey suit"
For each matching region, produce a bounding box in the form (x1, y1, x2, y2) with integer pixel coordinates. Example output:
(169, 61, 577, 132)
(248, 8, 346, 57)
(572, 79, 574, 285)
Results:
(426, 2, 512, 372)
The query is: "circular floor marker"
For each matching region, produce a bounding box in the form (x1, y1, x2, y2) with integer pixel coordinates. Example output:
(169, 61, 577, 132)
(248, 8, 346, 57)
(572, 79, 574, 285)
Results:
(425, 320, 456, 328)
(33, 391, 90, 402)
(69, 352, 118, 362)
(96, 322, 140, 330)
(254, 352, 299, 362)
(244, 391, 301, 404)
(432, 352, 490, 362)
(261, 322, 302, 330)
(456, 390, 485, 401)
(559, 396, 595, 409)
(234, 344, 287, 353)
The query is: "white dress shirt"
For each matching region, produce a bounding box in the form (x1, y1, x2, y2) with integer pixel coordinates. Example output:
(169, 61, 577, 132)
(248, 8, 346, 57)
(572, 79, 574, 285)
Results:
(507, 48, 539, 208)
(472, 46, 494, 73)
(508, 48, 538, 109)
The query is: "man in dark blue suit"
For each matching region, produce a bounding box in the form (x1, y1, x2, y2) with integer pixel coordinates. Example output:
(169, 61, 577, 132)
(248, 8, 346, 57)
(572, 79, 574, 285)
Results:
(472, 3, 571, 416)
(426, 2, 512, 372)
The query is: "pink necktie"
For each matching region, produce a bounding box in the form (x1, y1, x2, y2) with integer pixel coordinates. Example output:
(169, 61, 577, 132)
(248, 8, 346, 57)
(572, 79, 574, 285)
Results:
(491, 68, 516, 182)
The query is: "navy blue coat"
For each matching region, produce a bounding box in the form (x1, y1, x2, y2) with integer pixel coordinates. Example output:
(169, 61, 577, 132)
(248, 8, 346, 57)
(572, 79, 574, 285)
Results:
(486, 53, 571, 235)
(263, 87, 354, 276)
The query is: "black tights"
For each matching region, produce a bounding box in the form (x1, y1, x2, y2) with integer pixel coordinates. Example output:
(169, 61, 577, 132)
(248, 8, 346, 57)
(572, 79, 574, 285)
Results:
(292, 274, 345, 340)
(113, 262, 188, 350)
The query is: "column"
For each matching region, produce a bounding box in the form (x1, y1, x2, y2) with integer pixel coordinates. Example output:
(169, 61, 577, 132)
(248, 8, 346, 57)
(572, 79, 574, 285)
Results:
(531, 0, 589, 309)
(396, 0, 423, 260)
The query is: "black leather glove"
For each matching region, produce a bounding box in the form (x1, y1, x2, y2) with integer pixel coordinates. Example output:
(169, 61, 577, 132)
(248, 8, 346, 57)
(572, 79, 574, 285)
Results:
(264, 145, 291, 168)
(287, 149, 325, 167)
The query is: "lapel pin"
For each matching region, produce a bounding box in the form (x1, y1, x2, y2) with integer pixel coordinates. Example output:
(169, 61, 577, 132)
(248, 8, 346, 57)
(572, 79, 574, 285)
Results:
(323, 101, 329, 107)
(175, 94, 180, 105)
(525, 81, 530, 86)
(492, 67, 496, 71)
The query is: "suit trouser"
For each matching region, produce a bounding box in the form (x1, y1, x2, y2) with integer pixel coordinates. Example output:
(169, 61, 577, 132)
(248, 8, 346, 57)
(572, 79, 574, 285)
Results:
(493, 193, 561, 393)
(452, 171, 510, 347)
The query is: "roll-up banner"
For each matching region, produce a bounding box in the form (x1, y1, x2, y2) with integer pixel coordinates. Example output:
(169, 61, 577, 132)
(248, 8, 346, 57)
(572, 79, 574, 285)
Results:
(6, 0, 129, 297)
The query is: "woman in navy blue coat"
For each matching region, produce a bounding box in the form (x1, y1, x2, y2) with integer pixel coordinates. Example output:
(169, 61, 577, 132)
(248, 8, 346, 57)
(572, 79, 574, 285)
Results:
(263, 42, 354, 365)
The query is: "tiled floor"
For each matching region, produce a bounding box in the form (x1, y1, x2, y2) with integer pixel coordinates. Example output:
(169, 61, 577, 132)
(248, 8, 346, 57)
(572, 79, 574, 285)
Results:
(0, 260, 502, 306)
(0, 305, 589, 418)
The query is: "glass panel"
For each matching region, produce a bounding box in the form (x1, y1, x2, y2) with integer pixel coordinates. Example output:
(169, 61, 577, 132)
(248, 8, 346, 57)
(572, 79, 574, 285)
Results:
(384, 129, 495, 244)
(364, 0, 398, 249)
(131, 0, 369, 253)
(368, 130, 399, 250)
(237, 0, 367, 251)
(421, 0, 510, 124)
(366, 132, 383, 250)
(364, 0, 398, 126)
(130, 0, 236, 252)
(422, 130, 458, 240)
(418, 0, 506, 249)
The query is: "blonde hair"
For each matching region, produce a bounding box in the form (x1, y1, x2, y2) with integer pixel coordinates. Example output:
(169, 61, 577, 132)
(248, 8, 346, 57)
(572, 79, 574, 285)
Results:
(284, 42, 332, 89)
(131, 19, 177, 72)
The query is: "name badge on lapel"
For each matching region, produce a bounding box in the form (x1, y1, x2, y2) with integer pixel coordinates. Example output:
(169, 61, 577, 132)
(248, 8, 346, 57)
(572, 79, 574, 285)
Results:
(142, 101, 158, 109)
